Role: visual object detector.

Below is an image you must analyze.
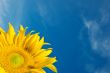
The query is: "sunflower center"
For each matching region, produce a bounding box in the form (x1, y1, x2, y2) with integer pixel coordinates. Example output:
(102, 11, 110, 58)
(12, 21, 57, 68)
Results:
(9, 53, 24, 68)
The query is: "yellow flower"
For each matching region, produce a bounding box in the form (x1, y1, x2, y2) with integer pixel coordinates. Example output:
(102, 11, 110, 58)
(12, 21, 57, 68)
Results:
(0, 23, 57, 73)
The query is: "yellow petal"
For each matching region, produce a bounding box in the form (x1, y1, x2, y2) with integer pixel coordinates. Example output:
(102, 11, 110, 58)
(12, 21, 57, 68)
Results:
(30, 69, 46, 73)
(23, 31, 33, 48)
(15, 25, 25, 46)
(0, 27, 5, 33)
(39, 69, 46, 73)
(7, 23, 15, 45)
(0, 42, 3, 48)
(46, 65, 57, 73)
(19, 25, 24, 31)
(0, 28, 8, 46)
(46, 57, 57, 64)
(24, 33, 39, 51)
(0, 32, 8, 46)
(23, 30, 36, 48)
(36, 37, 44, 50)
(0, 67, 7, 73)
(34, 48, 52, 58)
(35, 57, 57, 68)
(31, 37, 45, 54)
(44, 42, 51, 45)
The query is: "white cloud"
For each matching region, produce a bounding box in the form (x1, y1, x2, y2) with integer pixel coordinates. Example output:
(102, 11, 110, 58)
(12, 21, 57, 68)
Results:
(0, 0, 9, 27)
(83, 7, 110, 73)
(0, 0, 25, 31)
(83, 16, 110, 57)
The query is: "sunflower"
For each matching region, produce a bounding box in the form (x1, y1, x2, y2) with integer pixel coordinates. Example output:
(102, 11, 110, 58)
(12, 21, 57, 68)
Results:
(0, 23, 57, 73)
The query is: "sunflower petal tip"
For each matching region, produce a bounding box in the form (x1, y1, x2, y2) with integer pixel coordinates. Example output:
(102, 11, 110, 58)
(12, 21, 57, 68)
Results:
(35, 32, 40, 35)
(32, 30, 35, 33)
(37, 32, 40, 34)
(44, 42, 51, 45)
(47, 65, 57, 73)
(42, 36, 44, 40)
(25, 26, 28, 30)
(54, 68, 58, 73)
(48, 48, 53, 50)
(8, 22, 11, 24)
(20, 24, 24, 28)
(8, 22, 13, 27)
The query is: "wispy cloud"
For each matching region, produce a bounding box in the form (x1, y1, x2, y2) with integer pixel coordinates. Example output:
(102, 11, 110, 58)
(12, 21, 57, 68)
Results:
(0, 0, 9, 28)
(82, 5, 110, 73)
(0, 0, 25, 31)
(83, 13, 110, 57)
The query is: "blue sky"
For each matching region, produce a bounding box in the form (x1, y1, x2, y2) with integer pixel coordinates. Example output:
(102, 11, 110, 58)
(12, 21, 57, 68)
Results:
(0, 0, 110, 73)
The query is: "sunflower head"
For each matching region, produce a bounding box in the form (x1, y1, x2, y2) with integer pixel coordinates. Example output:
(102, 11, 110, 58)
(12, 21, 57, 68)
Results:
(0, 23, 57, 73)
